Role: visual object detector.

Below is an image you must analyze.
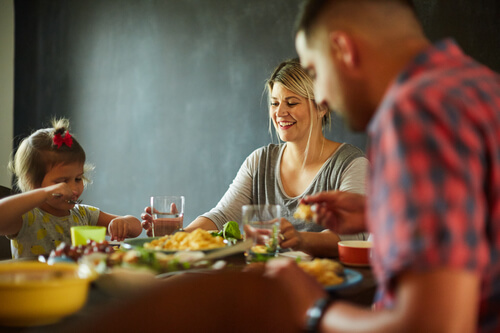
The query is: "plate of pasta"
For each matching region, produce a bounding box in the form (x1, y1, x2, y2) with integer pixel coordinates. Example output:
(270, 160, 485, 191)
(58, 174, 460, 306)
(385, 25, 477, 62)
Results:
(324, 268, 363, 291)
(297, 258, 362, 292)
(122, 229, 228, 253)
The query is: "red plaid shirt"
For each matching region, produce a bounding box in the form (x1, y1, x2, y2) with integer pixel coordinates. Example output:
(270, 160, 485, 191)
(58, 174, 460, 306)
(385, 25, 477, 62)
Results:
(367, 39, 500, 332)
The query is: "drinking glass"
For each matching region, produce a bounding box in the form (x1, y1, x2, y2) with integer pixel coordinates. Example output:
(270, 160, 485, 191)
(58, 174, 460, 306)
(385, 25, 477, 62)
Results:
(150, 196, 185, 237)
(242, 204, 281, 263)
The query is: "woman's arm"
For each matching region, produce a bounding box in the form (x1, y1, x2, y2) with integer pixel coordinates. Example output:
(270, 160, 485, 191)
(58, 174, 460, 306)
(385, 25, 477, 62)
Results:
(184, 216, 217, 232)
(338, 157, 369, 195)
(280, 219, 341, 257)
(333, 157, 370, 238)
(187, 150, 259, 230)
(0, 183, 74, 235)
(97, 212, 142, 241)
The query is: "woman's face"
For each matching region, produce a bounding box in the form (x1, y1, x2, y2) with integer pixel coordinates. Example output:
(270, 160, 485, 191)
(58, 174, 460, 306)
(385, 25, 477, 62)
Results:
(269, 82, 322, 143)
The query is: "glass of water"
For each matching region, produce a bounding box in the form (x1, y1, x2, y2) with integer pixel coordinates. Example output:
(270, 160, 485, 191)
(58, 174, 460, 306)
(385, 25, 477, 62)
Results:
(150, 195, 185, 237)
(242, 204, 281, 263)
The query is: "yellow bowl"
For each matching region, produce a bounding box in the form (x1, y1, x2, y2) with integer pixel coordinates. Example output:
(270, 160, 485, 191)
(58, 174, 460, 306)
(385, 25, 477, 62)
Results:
(71, 226, 106, 246)
(0, 261, 93, 327)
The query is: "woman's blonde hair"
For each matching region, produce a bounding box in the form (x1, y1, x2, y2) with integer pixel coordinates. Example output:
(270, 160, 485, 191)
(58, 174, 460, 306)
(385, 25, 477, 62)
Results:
(265, 59, 332, 163)
(266, 58, 331, 130)
(8, 118, 93, 192)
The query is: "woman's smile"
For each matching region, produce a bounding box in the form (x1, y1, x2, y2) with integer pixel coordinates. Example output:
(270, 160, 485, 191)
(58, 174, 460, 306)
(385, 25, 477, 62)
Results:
(278, 121, 296, 129)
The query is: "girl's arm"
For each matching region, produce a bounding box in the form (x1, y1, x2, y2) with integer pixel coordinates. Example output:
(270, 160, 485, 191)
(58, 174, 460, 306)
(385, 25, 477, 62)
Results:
(0, 183, 74, 236)
(97, 211, 142, 241)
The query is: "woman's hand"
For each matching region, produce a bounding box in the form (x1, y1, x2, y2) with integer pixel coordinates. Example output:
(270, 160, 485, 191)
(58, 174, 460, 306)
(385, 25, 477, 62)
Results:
(141, 204, 180, 237)
(141, 206, 153, 237)
(108, 217, 130, 241)
(279, 219, 303, 250)
(302, 191, 367, 234)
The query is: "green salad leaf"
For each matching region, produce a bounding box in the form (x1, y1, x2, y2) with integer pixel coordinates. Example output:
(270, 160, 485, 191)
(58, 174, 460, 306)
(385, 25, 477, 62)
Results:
(222, 221, 241, 240)
(210, 221, 242, 245)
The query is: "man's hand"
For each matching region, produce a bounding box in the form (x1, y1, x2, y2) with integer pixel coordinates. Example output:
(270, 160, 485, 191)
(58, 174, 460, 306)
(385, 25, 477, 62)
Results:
(302, 191, 367, 234)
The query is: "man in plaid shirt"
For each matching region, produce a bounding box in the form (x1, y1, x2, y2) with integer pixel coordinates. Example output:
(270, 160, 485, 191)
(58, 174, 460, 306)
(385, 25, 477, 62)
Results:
(264, 0, 500, 332)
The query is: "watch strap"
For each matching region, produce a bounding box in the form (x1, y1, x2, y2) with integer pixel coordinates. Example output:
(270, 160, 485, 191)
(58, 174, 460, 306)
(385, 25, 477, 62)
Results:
(304, 297, 332, 333)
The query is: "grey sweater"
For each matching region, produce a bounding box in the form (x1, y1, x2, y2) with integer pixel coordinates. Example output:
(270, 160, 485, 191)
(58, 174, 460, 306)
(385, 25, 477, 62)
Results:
(201, 143, 368, 237)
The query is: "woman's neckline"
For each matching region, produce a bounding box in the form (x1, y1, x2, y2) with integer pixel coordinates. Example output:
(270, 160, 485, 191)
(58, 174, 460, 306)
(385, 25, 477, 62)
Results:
(276, 142, 346, 200)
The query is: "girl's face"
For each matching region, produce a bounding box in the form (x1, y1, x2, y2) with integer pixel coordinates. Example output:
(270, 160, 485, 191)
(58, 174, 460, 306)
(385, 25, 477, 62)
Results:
(269, 82, 322, 144)
(40, 162, 84, 212)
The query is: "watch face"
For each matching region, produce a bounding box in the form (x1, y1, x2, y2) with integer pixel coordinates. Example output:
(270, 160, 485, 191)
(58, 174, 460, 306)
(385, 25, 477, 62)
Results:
(305, 297, 331, 332)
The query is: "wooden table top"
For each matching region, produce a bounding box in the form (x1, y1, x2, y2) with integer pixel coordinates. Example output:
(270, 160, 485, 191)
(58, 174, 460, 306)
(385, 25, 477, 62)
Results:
(0, 253, 376, 332)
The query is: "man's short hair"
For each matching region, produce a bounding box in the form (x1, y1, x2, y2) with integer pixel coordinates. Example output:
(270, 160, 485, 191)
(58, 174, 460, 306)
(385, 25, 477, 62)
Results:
(294, 0, 417, 38)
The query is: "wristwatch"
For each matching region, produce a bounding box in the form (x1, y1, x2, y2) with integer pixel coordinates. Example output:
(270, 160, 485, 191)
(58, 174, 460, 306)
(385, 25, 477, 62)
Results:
(304, 297, 333, 333)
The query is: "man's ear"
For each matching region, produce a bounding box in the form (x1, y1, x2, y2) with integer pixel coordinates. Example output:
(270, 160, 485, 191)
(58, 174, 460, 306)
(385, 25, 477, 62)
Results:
(329, 31, 358, 69)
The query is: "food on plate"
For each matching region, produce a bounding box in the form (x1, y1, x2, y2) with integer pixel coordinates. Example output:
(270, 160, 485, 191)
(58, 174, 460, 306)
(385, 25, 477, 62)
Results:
(0, 265, 78, 282)
(293, 203, 315, 222)
(297, 258, 344, 286)
(144, 228, 226, 251)
(46, 240, 115, 263)
(210, 221, 242, 244)
(251, 245, 268, 254)
(44, 238, 226, 278)
(81, 248, 212, 275)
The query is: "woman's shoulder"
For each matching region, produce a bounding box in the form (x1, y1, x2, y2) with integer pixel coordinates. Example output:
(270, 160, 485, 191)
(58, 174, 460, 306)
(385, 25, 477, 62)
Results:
(242, 143, 283, 173)
(325, 143, 368, 171)
(246, 143, 283, 161)
(251, 143, 283, 155)
(336, 143, 365, 158)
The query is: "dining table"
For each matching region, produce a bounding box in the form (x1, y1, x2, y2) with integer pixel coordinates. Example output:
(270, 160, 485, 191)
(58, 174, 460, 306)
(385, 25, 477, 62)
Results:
(0, 248, 377, 333)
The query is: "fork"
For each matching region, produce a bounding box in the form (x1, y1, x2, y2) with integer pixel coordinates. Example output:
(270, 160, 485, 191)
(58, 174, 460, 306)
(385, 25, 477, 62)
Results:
(52, 193, 82, 204)
(68, 199, 83, 204)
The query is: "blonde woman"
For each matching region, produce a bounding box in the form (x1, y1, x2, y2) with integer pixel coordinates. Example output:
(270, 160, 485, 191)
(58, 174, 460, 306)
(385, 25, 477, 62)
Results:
(142, 59, 369, 257)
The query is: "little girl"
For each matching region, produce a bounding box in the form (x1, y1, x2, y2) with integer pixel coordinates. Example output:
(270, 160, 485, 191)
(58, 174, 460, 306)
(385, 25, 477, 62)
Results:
(0, 118, 142, 259)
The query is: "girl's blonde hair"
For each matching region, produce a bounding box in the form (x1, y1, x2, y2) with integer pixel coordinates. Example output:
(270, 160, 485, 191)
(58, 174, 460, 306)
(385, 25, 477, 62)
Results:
(8, 118, 93, 192)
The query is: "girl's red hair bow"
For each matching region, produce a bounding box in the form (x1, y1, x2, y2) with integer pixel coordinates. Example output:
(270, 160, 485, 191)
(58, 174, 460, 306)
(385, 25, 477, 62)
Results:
(53, 131, 73, 148)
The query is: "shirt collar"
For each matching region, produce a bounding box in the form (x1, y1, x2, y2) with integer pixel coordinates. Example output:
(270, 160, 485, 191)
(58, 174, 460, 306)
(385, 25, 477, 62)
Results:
(367, 39, 463, 135)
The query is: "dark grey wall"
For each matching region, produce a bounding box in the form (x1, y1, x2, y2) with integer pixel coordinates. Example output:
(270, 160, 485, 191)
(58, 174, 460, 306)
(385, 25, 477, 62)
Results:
(414, 0, 500, 72)
(14, 0, 367, 226)
(13, 0, 500, 227)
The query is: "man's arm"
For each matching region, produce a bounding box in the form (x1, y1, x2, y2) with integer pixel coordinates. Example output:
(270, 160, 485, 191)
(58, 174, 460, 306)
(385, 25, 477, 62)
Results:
(264, 260, 479, 332)
(320, 268, 479, 333)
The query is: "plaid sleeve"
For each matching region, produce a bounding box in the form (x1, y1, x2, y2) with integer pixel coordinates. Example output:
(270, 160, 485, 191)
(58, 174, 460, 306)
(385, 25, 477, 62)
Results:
(369, 85, 490, 280)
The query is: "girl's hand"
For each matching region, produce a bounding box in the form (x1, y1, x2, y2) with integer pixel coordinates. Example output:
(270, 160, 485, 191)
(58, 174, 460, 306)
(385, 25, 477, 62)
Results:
(44, 183, 75, 203)
(279, 219, 303, 250)
(140, 207, 153, 237)
(108, 218, 130, 242)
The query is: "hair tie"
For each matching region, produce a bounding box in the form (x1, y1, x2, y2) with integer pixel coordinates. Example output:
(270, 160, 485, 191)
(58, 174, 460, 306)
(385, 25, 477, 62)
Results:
(53, 131, 73, 148)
